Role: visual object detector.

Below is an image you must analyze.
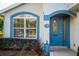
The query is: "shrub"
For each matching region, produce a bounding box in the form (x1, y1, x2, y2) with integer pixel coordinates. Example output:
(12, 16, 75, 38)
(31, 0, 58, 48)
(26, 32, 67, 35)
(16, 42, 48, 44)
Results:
(77, 47, 79, 56)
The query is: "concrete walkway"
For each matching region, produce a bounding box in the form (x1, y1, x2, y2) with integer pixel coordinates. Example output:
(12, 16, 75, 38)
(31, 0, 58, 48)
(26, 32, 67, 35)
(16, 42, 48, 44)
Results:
(50, 46, 77, 56)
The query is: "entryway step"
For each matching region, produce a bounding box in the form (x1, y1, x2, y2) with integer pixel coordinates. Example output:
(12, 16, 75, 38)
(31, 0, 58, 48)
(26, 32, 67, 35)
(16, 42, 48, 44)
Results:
(50, 46, 67, 51)
(50, 46, 77, 56)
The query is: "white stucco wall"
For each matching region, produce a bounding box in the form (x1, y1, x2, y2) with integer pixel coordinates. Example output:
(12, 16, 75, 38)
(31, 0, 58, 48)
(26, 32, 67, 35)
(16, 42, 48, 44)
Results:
(4, 3, 76, 46)
(43, 21, 50, 43)
(43, 3, 72, 15)
(70, 11, 79, 52)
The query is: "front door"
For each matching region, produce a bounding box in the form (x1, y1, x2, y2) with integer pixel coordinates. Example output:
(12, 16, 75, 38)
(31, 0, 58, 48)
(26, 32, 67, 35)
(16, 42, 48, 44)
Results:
(50, 16, 64, 46)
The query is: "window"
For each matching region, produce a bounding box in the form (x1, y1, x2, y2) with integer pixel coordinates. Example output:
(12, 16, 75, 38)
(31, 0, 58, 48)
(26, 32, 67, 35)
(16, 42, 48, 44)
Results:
(13, 14, 37, 39)
(13, 18, 24, 38)
(26, 19, 36, 38)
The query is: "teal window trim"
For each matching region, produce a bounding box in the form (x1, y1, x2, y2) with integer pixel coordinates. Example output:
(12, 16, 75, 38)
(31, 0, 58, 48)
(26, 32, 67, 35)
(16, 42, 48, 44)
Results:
(10, 12, 39, 39)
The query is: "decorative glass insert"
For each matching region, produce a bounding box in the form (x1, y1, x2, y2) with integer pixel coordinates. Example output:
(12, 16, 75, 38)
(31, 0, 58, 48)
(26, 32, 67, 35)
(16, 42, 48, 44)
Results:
(53, 20, 58, 33)
(13, 14, 37, 39)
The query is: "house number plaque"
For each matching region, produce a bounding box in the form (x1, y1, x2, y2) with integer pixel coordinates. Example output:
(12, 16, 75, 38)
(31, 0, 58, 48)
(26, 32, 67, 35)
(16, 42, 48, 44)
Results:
(44, 24, 49, 28)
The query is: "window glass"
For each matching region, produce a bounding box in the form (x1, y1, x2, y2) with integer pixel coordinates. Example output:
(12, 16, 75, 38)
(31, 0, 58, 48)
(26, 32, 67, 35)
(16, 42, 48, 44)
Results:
(26, 19, 36, 28)
(26, 18, 37, 39)
(13, 14, 37, 39)
(14, 29, 24, 38)
(14, 18, 24, 28)
(26, 29, 36, 38)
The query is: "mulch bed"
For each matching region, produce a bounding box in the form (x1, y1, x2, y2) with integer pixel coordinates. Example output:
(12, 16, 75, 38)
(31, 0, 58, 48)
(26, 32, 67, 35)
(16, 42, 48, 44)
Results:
(0, 38, 45, 56)
(0, 50, 41, 56)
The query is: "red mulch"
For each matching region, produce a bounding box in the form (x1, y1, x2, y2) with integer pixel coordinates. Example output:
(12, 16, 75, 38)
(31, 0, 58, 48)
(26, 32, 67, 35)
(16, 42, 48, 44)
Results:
(0, 50, 42, 56)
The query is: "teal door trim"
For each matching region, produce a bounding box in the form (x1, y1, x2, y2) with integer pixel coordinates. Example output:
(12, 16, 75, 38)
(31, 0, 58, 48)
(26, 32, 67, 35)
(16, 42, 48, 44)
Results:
(44, 10, 75, 48)
(44, 10, 76, 21)
(66, 15, 70, 48)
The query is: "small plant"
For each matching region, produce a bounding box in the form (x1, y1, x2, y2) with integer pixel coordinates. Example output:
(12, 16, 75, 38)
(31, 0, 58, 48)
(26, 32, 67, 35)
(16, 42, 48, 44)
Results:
(0, 31, 4, 38)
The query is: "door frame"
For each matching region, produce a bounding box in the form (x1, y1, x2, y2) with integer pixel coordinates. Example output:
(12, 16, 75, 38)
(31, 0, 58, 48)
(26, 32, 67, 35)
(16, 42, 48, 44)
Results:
(44, 10, 76, 48)
(49, 15, 70, 48)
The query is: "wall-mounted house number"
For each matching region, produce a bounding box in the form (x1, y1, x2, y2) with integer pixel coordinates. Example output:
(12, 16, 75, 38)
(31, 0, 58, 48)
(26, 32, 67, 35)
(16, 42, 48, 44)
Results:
(44, 24, 49, 28)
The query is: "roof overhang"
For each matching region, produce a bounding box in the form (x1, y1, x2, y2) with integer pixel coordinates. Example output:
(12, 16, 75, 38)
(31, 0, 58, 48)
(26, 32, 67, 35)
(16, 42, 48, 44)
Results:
(67, 3, 79, 12)
(0, 3, 23, 14)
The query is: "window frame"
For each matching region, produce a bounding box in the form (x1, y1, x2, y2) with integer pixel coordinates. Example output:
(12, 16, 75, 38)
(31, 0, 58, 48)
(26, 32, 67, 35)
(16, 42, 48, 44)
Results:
(12, 15, 37, 39)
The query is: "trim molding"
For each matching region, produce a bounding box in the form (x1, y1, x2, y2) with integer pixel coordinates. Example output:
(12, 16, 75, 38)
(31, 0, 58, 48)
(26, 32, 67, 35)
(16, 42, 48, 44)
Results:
(44, 10, 76, 20)
(66, 15, 70, 48)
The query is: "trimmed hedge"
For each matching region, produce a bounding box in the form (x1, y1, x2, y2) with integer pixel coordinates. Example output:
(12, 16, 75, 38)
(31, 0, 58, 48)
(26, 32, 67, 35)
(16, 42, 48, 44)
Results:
(0, 38, 45, 56)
